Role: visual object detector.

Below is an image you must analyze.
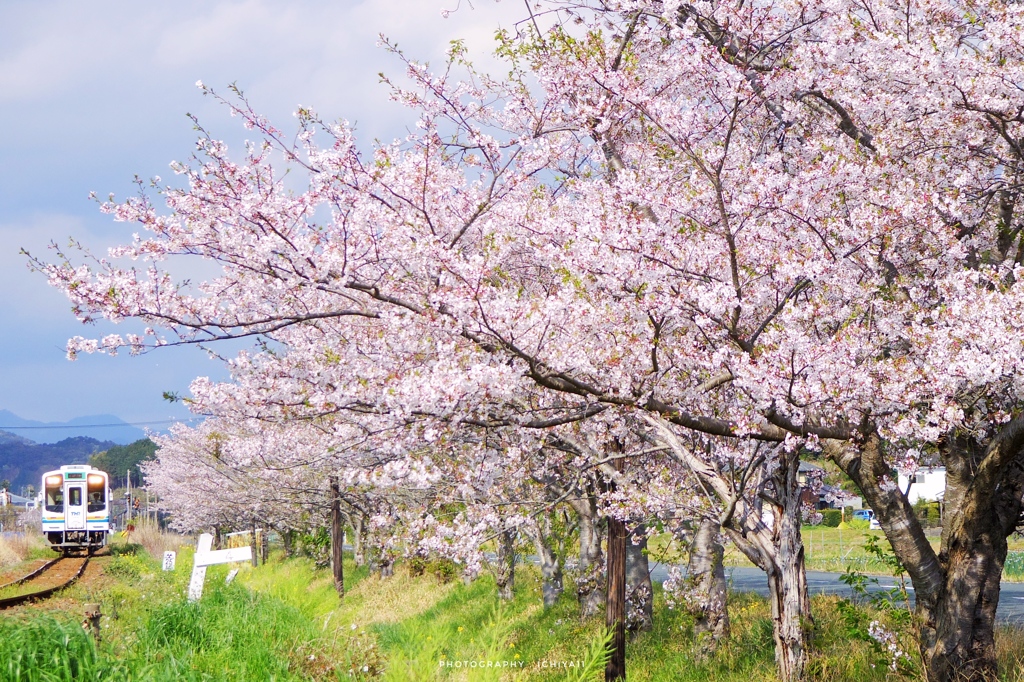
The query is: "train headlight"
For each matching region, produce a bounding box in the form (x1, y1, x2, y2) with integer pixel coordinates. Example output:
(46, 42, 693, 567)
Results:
(46, 475, 62, 486)
(87, 474, 105, 486)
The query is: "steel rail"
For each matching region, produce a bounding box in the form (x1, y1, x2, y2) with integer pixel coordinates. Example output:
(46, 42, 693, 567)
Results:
(0, 558, 61, 591)
(0, 558, 89, 609)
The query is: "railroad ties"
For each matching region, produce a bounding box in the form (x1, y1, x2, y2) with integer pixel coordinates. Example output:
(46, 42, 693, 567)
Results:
(0, 556, 90, 609)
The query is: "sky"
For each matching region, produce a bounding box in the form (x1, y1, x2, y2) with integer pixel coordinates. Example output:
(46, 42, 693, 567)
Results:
(0, 0, 525, 427)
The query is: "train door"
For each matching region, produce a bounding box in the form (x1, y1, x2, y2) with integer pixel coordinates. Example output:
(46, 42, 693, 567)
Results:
(65, 483, 86, 530)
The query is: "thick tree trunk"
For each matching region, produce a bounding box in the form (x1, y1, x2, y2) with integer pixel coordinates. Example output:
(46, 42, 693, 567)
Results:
(767, 511, 812, 682)
(649, 417, 812, 681)
(723, 449, 811, 682)
(827, 422, 1024, 682)
(687, 518, 729, 646)
(919, 539, 1005, 682)
(261, 526, 269, 565)
(494, 528, 517, 600)
(573, 499, 606, 617)
(377, 542, 394, 578)
(330, 476, 344, 597)
(625, 525, 653, 633)
(527, 513, 563, 608)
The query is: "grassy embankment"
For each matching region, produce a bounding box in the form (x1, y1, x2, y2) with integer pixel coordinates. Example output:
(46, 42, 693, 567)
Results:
(2, 530, 1024, 680)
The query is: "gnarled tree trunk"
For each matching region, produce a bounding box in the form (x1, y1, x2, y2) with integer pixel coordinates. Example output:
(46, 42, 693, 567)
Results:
(765, 494, 812, 682)
(527, 512, 563, 607)
(625, 524, 653, 633)
(829, 423, 1024, 682)
(493, 527, 517, 600)
(330, 476, 344, 596)
(650, 417, 812, 681)
(571, 496, 605, 617)
(282, 528, 295, 558)
(687, 518, 730, 647)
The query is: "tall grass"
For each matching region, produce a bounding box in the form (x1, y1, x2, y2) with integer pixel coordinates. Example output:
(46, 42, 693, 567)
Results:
(0, 615, 109, 682)
(121, 521, 188, 560)
(0, 532, 50, 570)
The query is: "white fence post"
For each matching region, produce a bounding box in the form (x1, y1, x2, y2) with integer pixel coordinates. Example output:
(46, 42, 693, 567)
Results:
(188, 533, 253, 602)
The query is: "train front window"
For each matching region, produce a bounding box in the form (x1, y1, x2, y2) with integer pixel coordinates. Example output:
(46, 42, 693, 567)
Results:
(68, 487, 81, 507)
(45, 487, 64, 513)
(87, 488, 105, 512)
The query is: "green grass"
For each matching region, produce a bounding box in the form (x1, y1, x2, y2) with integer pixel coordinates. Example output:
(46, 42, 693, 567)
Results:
(0, 546, 379, 681)
(5, 541, 1024, 681)
(244, 559, 921, 681)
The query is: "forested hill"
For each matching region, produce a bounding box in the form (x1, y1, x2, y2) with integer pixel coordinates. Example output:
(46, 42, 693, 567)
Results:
(87, 438, 158, 487)
(0, 431, 115, 495)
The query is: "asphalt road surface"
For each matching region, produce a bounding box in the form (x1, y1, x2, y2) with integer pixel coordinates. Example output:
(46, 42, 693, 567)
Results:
(647, 563, 1024, 624)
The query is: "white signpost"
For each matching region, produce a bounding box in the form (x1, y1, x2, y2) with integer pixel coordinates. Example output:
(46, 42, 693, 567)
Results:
(187, 533, 252, 602)
(162, 551, 176, 572)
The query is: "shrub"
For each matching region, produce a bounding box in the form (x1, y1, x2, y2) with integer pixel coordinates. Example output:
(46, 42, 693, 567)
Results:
(821, 509, 842, 527)
(407, 555, 428, 577)
(299, 527, 330, 568)
(430, 558, 458, 584)
(109, 542, 144, 557)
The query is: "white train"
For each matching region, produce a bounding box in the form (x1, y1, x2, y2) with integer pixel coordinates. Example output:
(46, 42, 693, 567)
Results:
(41, 465, 111, 553)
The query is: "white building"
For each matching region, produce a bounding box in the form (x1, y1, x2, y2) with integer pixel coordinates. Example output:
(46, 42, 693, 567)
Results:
(897, 467, 946, 504)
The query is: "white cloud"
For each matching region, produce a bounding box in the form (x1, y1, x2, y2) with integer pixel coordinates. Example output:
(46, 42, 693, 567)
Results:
(0, 0, 528, 423)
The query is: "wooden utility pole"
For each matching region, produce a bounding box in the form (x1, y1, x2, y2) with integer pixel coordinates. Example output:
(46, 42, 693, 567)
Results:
(330, 475, 344, 597)
(605, 456, 626, 681)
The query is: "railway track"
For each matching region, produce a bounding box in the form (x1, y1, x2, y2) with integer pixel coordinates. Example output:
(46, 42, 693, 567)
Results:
(0, 556, 90, 609)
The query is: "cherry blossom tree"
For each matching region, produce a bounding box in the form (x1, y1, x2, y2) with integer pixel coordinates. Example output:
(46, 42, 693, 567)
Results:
(33, 1, 1024, 679)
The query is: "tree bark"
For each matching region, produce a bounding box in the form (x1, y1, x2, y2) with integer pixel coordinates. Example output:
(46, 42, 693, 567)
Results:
(353, 515, 366, 567)
(330, 476, 344, 597)
(625, 525, 653, 633)
(766, 497, 812, 682)
(527, 512, 563, 608)
(827, 421, 1024, 682)
(570, 494, 605, 617)
(282, 529, 295, 558)
(494, 527, 517, 600)
(687, 518, 730, 647)
(250, 519, 258, 568)
(649, 417, 811, 680)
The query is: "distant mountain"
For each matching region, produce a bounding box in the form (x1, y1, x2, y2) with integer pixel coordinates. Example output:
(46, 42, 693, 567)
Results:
(0, 431, 117, 495)
(0, 410, 146, 445)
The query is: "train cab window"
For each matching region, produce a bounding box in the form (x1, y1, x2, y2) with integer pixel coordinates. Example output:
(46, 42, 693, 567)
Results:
(45, 488, 64, 513)
(68, 487, 82, 507)
(87, 474, 106, 512)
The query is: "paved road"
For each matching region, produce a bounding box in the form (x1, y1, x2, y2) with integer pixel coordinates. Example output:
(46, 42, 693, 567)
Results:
(647, 563, 1024, 624)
